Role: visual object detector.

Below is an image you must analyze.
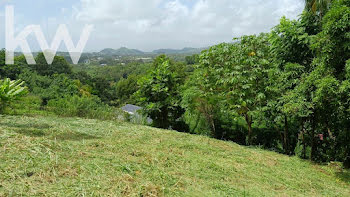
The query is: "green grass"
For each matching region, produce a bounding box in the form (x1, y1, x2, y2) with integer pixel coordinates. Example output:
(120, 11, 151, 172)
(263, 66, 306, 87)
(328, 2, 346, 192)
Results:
(0, 115, 349, 196)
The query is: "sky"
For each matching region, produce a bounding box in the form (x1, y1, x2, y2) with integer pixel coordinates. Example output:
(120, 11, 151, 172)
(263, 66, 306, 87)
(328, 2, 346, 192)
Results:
(0, 0, 305, 52)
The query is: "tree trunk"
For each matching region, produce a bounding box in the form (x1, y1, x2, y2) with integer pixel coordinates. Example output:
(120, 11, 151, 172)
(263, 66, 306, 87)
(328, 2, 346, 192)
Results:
(191, 113, 201, 134)
(210, 116, 216, 136)
(284, 115, 289, 155)
(311, 114, 316, 161)
(325, 121, 336, 161)
(344, 151, 350, 169)
(245, 114, 253, 145)
(300, 120, 306, 159)
(276, 127, 284, 151)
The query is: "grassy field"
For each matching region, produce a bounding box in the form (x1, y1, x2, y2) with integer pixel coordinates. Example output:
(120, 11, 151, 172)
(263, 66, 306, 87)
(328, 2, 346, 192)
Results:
(0, 115, 349, 196)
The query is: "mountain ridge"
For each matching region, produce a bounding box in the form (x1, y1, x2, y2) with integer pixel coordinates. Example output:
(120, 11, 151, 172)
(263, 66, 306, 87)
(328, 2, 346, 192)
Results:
(98, 47, 207, 56)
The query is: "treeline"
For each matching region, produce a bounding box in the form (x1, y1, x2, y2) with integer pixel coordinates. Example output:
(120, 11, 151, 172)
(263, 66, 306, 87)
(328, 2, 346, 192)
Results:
(135, 0, 350, 168)
(0, 50, 152, 118)
(0, 49, 191, 119)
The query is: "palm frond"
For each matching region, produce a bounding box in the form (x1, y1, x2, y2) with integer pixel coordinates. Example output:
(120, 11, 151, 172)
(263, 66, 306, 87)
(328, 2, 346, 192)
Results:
(0, 78, 28, 112)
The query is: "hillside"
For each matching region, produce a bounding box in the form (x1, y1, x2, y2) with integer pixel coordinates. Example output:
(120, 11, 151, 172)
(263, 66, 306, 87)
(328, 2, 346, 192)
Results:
(99, 47, 145, 56)
(152, 47, 206, 55)
(97, 47, 206, 56)
(0, 115, 349, 196)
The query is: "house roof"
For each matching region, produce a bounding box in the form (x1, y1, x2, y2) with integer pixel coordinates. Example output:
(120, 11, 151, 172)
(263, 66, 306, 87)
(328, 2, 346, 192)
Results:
(121, 104, 142, 114)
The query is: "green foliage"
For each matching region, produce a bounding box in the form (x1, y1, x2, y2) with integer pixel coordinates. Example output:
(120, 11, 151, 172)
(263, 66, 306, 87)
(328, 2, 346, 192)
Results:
(0, 78, 28, 113)
(124, 112, 150, 125)
(70, 70, 116, 104)
(19, 70, 80, 105)
(181, 58, 225, 138)
(312, 0, 350, 76)
(270, 0, 350, 164)
(304, 0, 333, 19)
(90, 77, 114, 103)
(113, 74, 139, 106)
(294, 141, 312, 159)
(73, 61, 151, 82)
(136, 55, 186, 130)
(178, 0, 350, 168)
(0, 50, 30, 79)
(4, 95, 44, 116)
(194, 34, 271, 144)
(47, 95, 118, 120)
(185, 54, 199, 65)
(0, 0, 349, 169)
(31, 53, 72, 76)
(269, 17, 313, 67)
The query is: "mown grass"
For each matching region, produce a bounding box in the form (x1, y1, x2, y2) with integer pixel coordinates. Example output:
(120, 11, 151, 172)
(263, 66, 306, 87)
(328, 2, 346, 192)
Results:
(0, 115, 349, 196)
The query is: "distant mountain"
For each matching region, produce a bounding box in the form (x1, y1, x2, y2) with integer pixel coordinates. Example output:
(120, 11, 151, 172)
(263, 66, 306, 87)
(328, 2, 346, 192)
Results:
(152, 47, 206, 55)
(99, 47, 145, 56)
(98, 47, 206, 56)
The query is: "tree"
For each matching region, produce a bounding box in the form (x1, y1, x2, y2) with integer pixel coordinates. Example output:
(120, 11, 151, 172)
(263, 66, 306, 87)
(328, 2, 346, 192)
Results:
(181, 69, 223, 137)
(269, 17, 313, 68)
(18, 70, 80, 105)
(91, 77, 113, 103)
(312, 0, 350, 77)
(136, 56, 186, 130)
(0, 50, 30, 80)
(265, 63, 307, 154)
(185, 54, 199, 65)
(305, 0, 333, 18)
(268, 16, 314, 154)
(114, 74, 139, 106)
(193, 34, 271, 145)
(277, 0, 350, 165)
(308, 0, 350, 166)
(31, 53, 72, 76)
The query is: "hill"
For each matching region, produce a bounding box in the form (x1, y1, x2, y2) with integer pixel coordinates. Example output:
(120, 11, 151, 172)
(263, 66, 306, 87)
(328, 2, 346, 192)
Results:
(99, 47, 145, 56)
(152, 47, 206, 55)
(97, 47, 206, 56)
(0, 115, 349, 196)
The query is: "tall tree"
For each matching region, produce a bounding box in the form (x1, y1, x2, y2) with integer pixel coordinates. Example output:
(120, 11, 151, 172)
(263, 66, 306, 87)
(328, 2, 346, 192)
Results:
(196, 34, 271, 145)
(136, 55, 186, 130)
(305, 0, 333, 17)
(32, 53, 72, 76)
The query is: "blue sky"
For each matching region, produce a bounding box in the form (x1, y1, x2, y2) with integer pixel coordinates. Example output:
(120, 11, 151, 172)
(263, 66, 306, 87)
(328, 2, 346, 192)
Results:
(0, 0, 305, 52)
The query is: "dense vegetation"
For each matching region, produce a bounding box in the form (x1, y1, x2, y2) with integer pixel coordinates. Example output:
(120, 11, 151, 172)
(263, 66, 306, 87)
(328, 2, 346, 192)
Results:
(0, 49, 148, 119)
(0, 0, 349, 174)
(135, 0, 350, 168)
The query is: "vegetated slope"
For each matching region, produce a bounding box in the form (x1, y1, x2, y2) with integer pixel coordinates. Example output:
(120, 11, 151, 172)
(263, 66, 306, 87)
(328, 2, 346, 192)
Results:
(0, 115, 349, 196)
(99, 47, 145, 56)
(97, 47, 207, 56)
(152, 47, 206, 55)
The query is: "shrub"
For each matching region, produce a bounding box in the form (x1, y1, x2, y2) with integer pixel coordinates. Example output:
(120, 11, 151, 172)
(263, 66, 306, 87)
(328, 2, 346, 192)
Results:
(47, 95, 119, 120)
(124, 112, 150, 125)
(0, 78, 27, 113)
(4, 95, 44, 115)
(135, 56, 185, 129)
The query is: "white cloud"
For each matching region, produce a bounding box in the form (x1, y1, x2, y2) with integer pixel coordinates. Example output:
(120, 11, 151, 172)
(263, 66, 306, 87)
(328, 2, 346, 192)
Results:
(71, 0, 305, 51)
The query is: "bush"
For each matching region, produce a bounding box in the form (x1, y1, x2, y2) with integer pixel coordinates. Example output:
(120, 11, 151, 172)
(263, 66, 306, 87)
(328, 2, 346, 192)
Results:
(5, 95, 45, 115)
(47, 95, 119, 120)
(0, 78, 27, 113)
(294, 142, 312, 159)
(124, 112, 150, 125)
